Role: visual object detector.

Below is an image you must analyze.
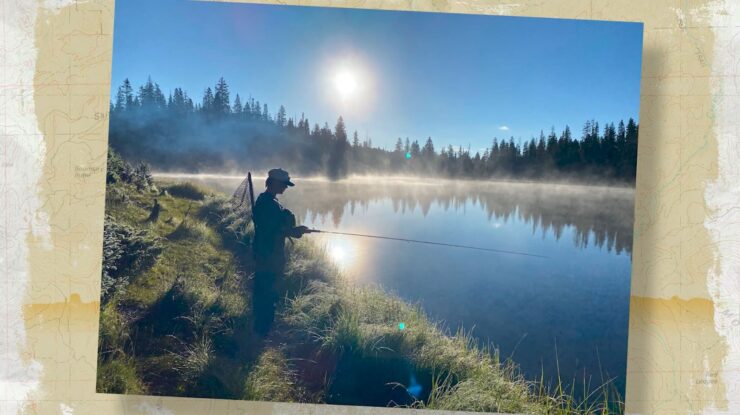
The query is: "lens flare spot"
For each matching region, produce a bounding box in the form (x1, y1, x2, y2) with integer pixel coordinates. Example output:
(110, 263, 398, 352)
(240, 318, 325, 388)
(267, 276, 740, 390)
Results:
(407, 373, 422, 398)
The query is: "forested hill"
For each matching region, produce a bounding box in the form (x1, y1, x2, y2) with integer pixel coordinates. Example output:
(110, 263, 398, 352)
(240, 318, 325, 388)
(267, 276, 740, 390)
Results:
(109, 76, 639, 184)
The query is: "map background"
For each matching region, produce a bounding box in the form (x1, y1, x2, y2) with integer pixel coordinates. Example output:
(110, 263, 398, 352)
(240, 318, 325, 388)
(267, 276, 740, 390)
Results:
(2, 0, 738, 414)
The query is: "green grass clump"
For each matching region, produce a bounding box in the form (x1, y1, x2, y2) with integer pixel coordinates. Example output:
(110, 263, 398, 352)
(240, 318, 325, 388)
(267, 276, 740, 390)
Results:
(167, 218, 212, 242)
(168, 335, 214, 383)
(165, 182, 209, 200)
(417, 360, 544, 413)
(101, 214, 163, 302)
(97, 299, 132, 356)
(97, 355, 146, 395)
(243, 348, 306, 403)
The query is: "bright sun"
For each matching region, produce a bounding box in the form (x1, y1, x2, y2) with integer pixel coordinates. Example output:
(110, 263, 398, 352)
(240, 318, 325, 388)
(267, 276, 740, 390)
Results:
(334, 69, 359, 100)
(324, 59, 374, 112)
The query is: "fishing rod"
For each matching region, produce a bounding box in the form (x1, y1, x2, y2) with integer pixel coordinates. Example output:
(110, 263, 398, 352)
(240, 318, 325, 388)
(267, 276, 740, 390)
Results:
(304, 229, 549, 259)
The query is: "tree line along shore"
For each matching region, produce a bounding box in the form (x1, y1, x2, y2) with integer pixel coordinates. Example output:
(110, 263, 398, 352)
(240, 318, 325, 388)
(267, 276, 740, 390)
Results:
(110, 77, 638, 185)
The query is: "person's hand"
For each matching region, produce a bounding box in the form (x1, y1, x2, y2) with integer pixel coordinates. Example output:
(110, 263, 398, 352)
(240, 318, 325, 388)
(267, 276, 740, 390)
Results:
(290, 225, 309, 238)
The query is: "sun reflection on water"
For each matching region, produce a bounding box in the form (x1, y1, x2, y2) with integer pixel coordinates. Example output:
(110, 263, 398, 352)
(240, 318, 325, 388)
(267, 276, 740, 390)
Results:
(330, 245, 347, 265)
(319, 235, 361, 274)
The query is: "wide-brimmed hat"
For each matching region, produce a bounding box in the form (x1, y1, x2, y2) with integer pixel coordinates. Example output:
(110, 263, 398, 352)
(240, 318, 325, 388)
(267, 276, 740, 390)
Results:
(268, 168, 295, 186)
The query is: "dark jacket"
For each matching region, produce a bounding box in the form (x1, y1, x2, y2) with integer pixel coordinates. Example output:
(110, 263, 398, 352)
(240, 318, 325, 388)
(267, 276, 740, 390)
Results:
(252, 191, 296, 268)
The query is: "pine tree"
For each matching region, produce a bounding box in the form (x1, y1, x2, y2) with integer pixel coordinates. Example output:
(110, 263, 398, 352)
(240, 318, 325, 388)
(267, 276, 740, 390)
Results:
(153, 83, 166, 111)
(213, 77, 231, 115)
(114, 84, 125, 112)
(334, 116, 347, 142)
(202, 87, 214, 114)
(536, 130, 547, 168)
(185, 94, 194, 113)
(137, 76, 157, 111)
(233, 94, 243, 114)
(603, 122, 617, 171)
(625, 118, 639, 181)
(327, 116, 349, 179)
(410, 140, 421, 158)
(617, 120, 626, 143)
(247, 97, 257, 118)
(171, 88, 186, 115)
(115, 79, 133, 112)
(526, 138, 537, 163)
(253, 100, 262, 119)
(422, 137, 435, 159)
(123, 79, 134, 111)
(301, 114, 310, 135)
(276, 105, 287, 127)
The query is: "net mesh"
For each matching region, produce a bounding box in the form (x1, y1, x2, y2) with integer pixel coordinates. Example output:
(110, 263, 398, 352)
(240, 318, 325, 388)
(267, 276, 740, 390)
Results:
(231, 172, 254, 211)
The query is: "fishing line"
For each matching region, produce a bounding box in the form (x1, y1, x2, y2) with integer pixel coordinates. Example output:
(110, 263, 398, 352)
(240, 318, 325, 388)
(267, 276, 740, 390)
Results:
(307, 229, 549, 259)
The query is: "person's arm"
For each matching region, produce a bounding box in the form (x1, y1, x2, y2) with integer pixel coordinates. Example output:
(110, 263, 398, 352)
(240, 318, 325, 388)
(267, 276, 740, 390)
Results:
(256, 198, 308, 239)
(287, 225, 308, 238)
(281, 209, 308, 238)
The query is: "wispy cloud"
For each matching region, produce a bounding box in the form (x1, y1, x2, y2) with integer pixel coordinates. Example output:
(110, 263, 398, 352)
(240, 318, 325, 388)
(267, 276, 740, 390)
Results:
(498, 125, 510, 131)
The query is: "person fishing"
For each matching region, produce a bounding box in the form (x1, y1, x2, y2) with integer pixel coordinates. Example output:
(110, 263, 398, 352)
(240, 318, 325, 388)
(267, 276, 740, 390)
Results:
(251, 168, 308, 337)
(242, 168, 546, 337)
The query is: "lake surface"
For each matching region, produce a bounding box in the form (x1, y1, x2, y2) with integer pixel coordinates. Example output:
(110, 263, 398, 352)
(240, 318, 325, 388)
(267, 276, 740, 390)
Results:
(166, 174, 633, 396)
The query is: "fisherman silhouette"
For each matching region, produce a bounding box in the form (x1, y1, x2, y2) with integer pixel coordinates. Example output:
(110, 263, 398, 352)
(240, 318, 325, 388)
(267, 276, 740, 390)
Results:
(251, 168, 308, 337)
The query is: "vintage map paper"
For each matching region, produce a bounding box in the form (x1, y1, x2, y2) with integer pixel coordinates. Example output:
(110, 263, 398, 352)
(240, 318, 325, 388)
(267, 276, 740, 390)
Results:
(2, 0, 739, 414)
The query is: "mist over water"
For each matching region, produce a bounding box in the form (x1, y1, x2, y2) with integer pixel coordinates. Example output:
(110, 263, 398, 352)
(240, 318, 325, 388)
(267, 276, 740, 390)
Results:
(166, 173, 633, 396)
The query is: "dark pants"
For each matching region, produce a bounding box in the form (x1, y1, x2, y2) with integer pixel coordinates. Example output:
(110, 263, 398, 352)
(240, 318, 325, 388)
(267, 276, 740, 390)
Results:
(252, 258, 284, 337)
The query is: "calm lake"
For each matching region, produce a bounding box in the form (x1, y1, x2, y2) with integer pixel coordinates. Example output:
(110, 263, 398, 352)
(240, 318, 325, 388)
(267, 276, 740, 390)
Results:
(166, 174, 633, 396)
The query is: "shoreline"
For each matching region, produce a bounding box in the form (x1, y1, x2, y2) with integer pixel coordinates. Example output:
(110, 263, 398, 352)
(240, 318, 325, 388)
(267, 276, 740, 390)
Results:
(152, 172, 637, 193)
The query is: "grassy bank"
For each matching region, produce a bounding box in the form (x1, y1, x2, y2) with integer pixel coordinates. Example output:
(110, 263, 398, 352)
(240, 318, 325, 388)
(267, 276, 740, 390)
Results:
(97, 153, 622, 413)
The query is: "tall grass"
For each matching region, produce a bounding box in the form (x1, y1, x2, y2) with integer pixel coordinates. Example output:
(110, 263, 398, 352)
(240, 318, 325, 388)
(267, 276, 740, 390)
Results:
(97, 355, 147, 395)
(165, 182, 208, 200)
(243, 348, 306, 402)
(167, 219, 211, 241)
(168, 334, 214, 383)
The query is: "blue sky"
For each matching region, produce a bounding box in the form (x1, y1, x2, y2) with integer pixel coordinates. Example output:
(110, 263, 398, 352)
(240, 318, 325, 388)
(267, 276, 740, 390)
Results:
(111, 0, 643, 152)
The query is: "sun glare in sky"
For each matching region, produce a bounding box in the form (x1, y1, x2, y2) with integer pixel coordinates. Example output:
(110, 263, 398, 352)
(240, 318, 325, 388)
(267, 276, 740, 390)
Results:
(323, 58, 376, 117)
(334, 69, 359, 100)
(315, 52, 381, 121)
